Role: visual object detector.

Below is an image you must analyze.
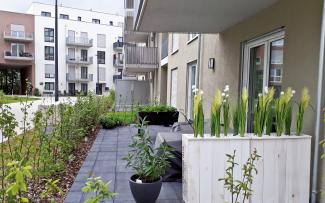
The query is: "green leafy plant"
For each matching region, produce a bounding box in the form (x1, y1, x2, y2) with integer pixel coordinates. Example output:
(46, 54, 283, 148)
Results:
(232, 107, 240, 136)
(136, 104, 177, 112)
(40, 179, 63, 202)
(296, 88, 310, 135)
(222, 86, 230, 137)
(123, 118, 173, 182)
(82, 176, 116, 203)
(218, 149, 261, 203)
(5, 160, 32, 203)
(193, 90, 204, 138)
(253, 87, 275, 137)
(99, 112, 136, 129)
(275, 87, 295, 136)
(211, 89, 222, 137)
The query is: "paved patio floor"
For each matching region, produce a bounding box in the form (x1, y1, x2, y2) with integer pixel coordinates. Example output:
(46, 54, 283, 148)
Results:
(64, 125, 183, 203)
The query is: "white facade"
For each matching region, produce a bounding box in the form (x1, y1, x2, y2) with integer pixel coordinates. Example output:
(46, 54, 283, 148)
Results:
(27, 2, 123, 95)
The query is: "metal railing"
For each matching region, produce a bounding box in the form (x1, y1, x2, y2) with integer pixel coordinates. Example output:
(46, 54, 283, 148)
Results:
(66, 56, 93, 64)
(66, 37, 93, 47)
(3, 31, 34, 41)
(4, 51, 34, 60)
(66, 73, 93, 82)
(125, 46, 158, 66)
(113, 58, 124, 67)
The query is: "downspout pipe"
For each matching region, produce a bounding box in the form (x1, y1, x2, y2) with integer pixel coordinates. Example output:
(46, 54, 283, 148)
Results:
(196, 34, 202, 89)
(311, 0, 325, 202)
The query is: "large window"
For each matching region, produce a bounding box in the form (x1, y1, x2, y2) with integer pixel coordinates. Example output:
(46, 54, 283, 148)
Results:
(10, 24, 25, 38)
(92, 19, 100, 24)
(242, 30, 285, 132)
(172, 33, 179, 53)
(60, 14, 69, 19)
(41, 11, 51, 17)
(45, 64, 55, 78)
(81, 67, 88, 79)
(81, 50, 88, 61)
(78, 16, 82, 21)
(170, 68, 178, 107)
(97, 51, 105, 64)
(44, 82, 54, 91)
(11, 43, 25, 56)
(97, 34, 106, 48)
(45, 46, 54, 60)
(44, 28, 54, 42)
(81, 83, 88, 93)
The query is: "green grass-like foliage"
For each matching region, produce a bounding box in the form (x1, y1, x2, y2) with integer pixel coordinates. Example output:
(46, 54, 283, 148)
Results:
(123, 118, 173, 182)
(296, 88, 310, 135)
(82, 176, 116, 203)
(253, 87, 275, 137)
(211, 89, 222, 137)
(239, 89, 248, 137)
(100, 112, 136, 129)
(218, 149, 260, 203)
(275, 88, 295, 136)
(193, 90, 204, 138)
(136, 104, 177, 112)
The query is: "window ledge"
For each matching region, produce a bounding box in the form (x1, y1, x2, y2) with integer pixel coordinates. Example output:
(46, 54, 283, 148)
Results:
(187, 35, 199, 44)
(171, 49, 179, 55)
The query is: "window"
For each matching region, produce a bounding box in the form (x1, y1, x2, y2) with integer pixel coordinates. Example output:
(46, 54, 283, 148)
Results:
(92, 19, 100, 24)
(45, 46, 54, 60)
(188, 33, 198, 42)
(81, 83, 88, 93)
(186, 62, 197, 119)
(172, 33, 179, 53)
(44, 82, 54, 91)
(270, 68, 282, 83)
(41, 11, 51, 17)
(10, 24, 25, 38)
(97, 51, 105, 64)
(97, 34, 106, 48)
(81, 50, 88, 61)
(60, 14, 69, 19)
(45, 64, 55, 78)
(109, 21, 113, 26)
(170, 68, 178, 107)
(44, 28, 54, 42)
(81, 67, 88, 79)
(11, 43, 25, 56)
(78, 16, 82, 21)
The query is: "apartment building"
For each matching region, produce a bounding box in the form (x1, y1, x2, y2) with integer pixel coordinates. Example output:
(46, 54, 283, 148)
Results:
(0, 10, 35, 94)
(27, 2, 123, 95)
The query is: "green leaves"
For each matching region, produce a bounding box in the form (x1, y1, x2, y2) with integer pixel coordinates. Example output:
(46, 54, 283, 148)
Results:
(123, 119, 173, 182)
(193, 90, 204, 138)
(296, 88, 310, 135)
(82, 176, 116, 203)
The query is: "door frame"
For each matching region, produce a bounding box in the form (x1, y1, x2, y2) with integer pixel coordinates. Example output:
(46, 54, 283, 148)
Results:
(170, 67, 178, 107)
(186, 61, 197, 119)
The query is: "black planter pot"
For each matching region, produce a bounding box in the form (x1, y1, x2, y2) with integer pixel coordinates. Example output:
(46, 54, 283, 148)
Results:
(129, 175, 162, 203)
(137, 111, 179, 126)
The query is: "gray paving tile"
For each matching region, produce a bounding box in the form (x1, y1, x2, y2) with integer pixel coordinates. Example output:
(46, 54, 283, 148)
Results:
(64, 191, 83, 203)
(69, 181, 85, 192)
(97, 152, 117, 161)
(93, 160, 116, 173)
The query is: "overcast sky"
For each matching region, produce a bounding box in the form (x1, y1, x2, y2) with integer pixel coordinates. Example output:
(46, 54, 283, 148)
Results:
(0, 0, 124, 15)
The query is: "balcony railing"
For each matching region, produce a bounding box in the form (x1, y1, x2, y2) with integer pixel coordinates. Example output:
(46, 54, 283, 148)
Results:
(66, 37, 93, 47)
(66, 56, 93, 65)
(113, 58, 124, 67)
(4, 51, 34, 61)
(3, 31, 34, 42)
(124, 46, 158, 72)
(113, 41, 124, 50)
(66, 73, 93, 82)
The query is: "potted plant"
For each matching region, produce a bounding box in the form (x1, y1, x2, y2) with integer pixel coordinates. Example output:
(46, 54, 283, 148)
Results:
(123, 118, 173, 203)
(136, 104, 179, 126)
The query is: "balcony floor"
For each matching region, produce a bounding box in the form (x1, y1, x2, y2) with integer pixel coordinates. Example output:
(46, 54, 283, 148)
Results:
(64, 125, 183, 203)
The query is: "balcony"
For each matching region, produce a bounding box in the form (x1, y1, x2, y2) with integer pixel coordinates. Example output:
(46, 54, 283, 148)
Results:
(66, 56, 93, 65)
(3, 31, 34, 42)
(124, 46, 158, 73)
(113, 41, 124, 50)
(66, 37, 93, 47)
(113, 74, 123, 82)
(66, 73, 93, 82)
(3, 51, 34, 61)
(133, 0, 279, 33)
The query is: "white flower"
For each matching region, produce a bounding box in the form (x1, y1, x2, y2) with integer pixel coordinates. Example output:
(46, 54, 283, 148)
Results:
(223, 99, 226, 103)
(192, 85, 196, 90)
(200, 90, 204, 95)
(193, 88, 199, 93)
(292, 90, 296, 94)
(221, 93, 225, 97)
(258, 93, 262, 97)
(280, 91, 284, 95)
(225, 94, 229, 98)
(264, 86, 268, 94)
(224, 85, 229, 92)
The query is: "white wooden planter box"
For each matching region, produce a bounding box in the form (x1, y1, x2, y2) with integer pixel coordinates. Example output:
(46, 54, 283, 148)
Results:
(182, 134, 311, 203)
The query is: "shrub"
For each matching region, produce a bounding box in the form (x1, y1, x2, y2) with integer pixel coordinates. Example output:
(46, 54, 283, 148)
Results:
(100, 112, 136, 129)
(136, 104, 177, 112)
(34, 88, 41, 97)
(193, 89, 204, 138)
